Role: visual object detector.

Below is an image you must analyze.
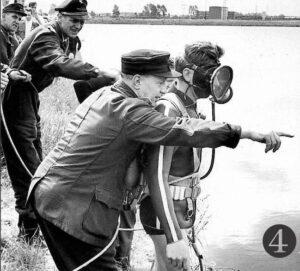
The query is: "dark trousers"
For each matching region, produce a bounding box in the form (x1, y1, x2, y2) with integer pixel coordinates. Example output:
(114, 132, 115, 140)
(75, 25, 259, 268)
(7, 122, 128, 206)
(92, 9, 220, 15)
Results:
(1, 82, 42, 237)
(32, 199, 119, 271)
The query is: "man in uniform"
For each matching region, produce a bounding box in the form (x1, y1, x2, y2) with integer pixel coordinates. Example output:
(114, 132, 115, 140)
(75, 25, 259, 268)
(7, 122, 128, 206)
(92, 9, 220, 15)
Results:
(27, 48, 292, 270)
(1, 3, 26, 65)
(0, 3, 27, 178)
(1, 0, 116, 243)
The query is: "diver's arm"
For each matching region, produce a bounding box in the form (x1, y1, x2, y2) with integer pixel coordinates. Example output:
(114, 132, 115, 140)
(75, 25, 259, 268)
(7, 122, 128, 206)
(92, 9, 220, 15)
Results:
(146, 143, 181, 242)
(146, 101, 189, 269)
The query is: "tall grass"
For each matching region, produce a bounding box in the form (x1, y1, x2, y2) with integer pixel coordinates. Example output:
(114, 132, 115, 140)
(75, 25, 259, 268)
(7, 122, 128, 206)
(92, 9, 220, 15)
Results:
(39, 78, 79, 156)
(1, 238, 51, 271)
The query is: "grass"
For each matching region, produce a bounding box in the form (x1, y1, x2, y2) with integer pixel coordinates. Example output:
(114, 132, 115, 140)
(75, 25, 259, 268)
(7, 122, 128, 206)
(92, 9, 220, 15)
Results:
(1, 238, 51, 271)
(1, 78, 212, 270)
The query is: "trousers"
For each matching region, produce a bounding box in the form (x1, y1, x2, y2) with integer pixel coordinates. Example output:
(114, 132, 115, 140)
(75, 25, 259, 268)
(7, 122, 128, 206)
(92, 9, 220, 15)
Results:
(1, 81, 41, 237)
(32, 197, 120, 271)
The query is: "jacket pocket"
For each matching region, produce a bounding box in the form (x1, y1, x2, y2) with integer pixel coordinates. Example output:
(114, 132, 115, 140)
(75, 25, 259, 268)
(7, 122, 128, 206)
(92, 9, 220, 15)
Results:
(82, 188, 121, 239)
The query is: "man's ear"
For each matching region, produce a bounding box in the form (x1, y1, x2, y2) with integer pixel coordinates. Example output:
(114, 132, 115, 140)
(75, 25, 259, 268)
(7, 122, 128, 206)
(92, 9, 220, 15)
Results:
(182, 68, 193, 83)
(132, 74, 141, 90)
(56, 12, 62, 22)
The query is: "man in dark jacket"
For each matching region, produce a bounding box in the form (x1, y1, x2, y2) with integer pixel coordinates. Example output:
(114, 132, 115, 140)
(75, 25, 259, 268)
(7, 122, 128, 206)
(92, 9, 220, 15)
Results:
(1, 0, 116, 243)
(27, 48, 292, 270)
(0, 3, 27, 181)
(0, 3, 26, 65)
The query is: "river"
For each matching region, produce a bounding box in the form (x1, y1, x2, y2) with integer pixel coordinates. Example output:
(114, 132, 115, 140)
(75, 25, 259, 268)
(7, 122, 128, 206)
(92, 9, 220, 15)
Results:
(79, 24, 300, 271)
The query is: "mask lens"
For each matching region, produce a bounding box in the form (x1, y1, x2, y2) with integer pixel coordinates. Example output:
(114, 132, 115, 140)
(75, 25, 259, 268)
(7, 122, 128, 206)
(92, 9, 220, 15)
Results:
(211, 66, 233, 103)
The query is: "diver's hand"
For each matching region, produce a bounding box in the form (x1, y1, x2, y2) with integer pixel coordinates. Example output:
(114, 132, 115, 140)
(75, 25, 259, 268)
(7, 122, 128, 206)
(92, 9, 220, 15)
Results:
(166, 239, 189, 270)
(1, 72, 9, 90)
(241, 130, 294, 153)
(9, 70, 32, 82)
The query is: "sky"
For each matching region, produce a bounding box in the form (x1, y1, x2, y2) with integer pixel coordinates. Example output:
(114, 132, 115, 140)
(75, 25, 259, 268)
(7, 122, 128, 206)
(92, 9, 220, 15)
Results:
(23, 0, 300, 16)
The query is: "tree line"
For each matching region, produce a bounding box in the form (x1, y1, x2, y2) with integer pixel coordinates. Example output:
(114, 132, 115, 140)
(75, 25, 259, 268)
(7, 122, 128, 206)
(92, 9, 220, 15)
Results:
(112, 3, 168, 18)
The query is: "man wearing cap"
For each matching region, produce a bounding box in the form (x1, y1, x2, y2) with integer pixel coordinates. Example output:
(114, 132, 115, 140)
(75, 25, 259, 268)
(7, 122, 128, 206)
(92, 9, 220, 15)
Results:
(26, 48, 292, 270)
(1, 3, 26, 65)
(1, 0, 117, 244)
(0, 2, 28, 190)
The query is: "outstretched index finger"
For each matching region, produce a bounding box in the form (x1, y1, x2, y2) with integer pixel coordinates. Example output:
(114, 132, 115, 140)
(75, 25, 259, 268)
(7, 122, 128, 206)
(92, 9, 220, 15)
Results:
(276, 132, 294, 138)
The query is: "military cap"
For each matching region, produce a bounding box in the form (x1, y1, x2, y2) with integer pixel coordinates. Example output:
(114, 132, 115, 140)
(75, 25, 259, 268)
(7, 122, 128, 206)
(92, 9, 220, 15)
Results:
(2, 3, 26, 17)
(122, 49, 181, 78)
(55, 0, 88, 18)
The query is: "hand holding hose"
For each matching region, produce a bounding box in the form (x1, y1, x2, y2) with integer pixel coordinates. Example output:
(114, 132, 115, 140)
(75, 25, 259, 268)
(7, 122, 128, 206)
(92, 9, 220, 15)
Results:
(1, 72, 9, 90)
(9, 70, 32, 82)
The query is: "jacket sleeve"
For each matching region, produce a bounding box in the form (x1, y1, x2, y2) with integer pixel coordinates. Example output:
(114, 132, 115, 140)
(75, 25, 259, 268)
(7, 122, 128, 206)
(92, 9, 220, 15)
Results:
(145, 102, 184, 243)
(0, 31, 9, 65)
(123, 98, 241, 148)
(29, 32, 98, 80)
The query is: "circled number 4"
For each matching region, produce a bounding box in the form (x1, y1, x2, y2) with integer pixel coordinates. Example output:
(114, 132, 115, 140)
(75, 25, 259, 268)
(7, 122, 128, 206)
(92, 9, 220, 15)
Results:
(269, 229, 288, 253)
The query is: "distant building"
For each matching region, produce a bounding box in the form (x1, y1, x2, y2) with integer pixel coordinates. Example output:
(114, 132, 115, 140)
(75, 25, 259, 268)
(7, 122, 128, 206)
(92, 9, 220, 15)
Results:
(119, 12, 137, 17)
(227, 11, 237, 20)
(198, 10, 209, 19)
(98, 13, 111, 17)
(208, 6, 228, 20)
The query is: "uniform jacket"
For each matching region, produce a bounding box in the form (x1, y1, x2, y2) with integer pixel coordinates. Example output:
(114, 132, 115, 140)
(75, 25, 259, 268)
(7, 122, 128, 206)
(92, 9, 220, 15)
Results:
(28, 81, 241, 246)
(0, 25, 20, 65)
(10, 21, 97, 92)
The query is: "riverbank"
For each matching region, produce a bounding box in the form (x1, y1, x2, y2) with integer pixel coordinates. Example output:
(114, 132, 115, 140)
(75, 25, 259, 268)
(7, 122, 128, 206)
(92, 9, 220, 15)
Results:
(87, 17, 300, 27)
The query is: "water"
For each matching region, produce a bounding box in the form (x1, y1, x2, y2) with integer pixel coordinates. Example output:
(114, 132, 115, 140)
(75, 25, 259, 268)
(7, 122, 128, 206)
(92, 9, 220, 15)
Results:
(79, 24, 300, 271)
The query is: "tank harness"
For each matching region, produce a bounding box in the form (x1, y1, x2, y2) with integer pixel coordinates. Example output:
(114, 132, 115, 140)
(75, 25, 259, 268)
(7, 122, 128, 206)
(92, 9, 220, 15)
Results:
(155, 92, 204, 219)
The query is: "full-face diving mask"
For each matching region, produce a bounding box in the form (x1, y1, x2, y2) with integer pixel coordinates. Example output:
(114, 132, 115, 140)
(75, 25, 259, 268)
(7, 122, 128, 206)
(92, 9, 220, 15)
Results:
(187, 64, 234, 104)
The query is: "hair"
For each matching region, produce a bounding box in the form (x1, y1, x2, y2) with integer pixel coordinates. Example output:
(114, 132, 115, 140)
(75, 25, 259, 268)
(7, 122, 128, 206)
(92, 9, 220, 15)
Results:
(28, 2, 37, 8)
(175, 41, 224, 73)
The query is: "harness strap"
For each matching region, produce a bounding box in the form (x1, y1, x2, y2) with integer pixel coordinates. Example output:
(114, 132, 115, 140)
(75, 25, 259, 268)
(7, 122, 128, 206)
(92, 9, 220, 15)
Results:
(157, 92, 189, 118)
(169, 185, 201, 201)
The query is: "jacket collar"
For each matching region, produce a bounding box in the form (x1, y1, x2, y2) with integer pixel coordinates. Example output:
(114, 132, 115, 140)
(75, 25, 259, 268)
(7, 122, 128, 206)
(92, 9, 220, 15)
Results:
(52, 22, 69, 49)
(1, 25, 12, 39)
(111, 80, 138, 98)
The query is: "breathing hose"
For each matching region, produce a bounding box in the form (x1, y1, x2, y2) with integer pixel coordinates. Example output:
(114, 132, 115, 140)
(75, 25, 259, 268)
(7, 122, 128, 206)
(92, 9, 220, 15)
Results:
(200, 100, 216, 181)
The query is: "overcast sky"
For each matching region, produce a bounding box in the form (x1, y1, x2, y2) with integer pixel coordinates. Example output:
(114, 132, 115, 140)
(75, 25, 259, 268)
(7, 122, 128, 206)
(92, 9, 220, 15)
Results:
(34, 0, 300, 16)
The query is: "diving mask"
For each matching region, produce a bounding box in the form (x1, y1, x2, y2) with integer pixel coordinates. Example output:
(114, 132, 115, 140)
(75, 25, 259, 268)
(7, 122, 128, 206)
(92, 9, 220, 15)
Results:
(187, 64, 234, 104)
